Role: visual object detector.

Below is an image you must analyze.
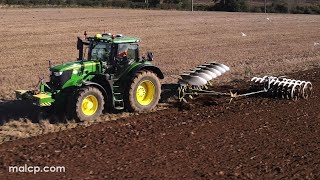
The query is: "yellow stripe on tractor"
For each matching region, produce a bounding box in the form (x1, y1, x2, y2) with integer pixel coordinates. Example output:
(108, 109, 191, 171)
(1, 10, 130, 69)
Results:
(32, 93, 54, 107)
(40, 102, 52, 107)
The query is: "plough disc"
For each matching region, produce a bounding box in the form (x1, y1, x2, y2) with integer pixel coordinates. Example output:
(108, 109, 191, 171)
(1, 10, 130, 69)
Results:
(251, 76, 312, 100)
(179, 62, 230, 86)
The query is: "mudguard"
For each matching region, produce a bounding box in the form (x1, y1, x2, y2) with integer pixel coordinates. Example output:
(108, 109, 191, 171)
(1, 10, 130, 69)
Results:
(83, 80, 109, 98)
(126, 64, 164, 81)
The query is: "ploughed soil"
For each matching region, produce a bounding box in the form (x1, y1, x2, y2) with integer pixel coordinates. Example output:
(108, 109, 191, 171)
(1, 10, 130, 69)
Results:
(0, 67, 319, 179)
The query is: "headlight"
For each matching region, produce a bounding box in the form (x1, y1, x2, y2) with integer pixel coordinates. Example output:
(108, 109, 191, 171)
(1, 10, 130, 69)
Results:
(53, 72, 63, 76)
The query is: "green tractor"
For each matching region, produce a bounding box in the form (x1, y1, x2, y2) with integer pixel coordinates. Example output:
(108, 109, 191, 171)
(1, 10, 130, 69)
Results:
(16, 32, 164, 121)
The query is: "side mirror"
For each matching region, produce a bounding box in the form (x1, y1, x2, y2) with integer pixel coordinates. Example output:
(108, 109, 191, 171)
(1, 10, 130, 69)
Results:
(77, 37, 83, 50)
(77, 37, 84, 60)
(147, 52, 153, 61)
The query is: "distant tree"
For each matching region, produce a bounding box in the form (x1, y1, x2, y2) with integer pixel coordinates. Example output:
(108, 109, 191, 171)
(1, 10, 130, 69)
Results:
(148, 0, 160, 7)
(65, 0, 77, 5)
(29, 0, 48, 5)
(164, 0, 180, 3)
(6, 0, 19, 4)
(111, 0, 129, 7)
(48, 0, 65, 5)
(268, 0, 288, 13)
(214, 0, 249, 12)
(181, 0, 191, 10)
(101, 0, 111, 7)
(76, 0, 93, 6)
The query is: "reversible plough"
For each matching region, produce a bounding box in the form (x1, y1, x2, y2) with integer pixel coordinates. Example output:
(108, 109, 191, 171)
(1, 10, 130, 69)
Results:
(175, 62, 313, 103)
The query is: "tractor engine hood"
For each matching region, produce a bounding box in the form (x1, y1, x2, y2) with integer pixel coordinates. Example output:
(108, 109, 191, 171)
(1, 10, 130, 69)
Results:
(50, 61, 98, 73)
(49, 60, 99, 89)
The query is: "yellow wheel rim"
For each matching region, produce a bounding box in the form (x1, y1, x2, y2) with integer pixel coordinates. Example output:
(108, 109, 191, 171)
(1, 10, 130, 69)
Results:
(136, 80, 155, 106)
(81, 95, 98, 116)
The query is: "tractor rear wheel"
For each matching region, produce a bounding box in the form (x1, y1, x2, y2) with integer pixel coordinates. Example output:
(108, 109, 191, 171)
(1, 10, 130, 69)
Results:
(74, 86, 104, 122)
(126, 71, 161, 112)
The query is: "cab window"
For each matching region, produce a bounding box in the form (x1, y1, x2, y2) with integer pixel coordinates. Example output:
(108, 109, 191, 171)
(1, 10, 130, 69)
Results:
(117, 43, 138, 60)
(90, 42, 111, 61)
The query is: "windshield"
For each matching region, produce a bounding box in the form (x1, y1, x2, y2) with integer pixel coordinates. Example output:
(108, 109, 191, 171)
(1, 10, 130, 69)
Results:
(89, 42, 111, 61)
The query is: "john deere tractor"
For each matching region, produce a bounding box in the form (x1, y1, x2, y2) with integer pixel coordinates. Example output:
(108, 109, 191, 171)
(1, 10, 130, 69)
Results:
(16, 32, 164, 121)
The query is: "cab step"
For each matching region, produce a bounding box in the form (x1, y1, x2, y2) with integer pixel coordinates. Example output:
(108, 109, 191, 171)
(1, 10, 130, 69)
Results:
(112, 85, 124, 110)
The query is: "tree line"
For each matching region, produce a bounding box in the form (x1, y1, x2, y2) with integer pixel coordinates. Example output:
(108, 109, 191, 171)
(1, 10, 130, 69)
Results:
(0, 0, 190, 8)
(0, 0, 319, 14)
(208, 0, 320, 14)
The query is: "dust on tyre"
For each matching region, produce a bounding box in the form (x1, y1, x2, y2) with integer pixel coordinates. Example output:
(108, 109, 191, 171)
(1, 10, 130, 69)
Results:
(74, 86, 104, 121)
(126, 71, 161, 112)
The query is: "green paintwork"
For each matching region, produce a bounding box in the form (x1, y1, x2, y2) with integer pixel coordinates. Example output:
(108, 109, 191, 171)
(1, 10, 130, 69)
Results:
(55, 61, 100, 89)
(50, 61, 99, 72)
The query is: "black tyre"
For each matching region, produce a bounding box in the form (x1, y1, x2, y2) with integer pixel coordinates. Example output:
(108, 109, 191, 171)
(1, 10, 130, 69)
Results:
(126, 71, 161, 112)
(74, 86, 104, 121)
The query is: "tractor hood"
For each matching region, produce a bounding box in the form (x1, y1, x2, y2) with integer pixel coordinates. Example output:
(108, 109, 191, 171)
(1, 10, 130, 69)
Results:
(49, 60, 100, 90)
(50, 61, 99, 72)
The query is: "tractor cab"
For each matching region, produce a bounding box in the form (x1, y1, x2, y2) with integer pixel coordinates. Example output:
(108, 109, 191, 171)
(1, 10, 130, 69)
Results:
(77, 33, 142, 75)
(77, 33, 140, 64)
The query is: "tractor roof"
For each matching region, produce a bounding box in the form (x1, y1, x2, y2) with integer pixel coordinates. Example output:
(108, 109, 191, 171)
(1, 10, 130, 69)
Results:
(87, 34, 140, 44)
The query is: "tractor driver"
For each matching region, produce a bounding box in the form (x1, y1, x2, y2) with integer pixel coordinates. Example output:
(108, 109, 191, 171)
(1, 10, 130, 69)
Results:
(117, 44, 129, 61)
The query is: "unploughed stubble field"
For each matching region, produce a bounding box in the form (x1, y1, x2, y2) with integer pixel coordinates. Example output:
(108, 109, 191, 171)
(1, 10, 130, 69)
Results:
(0, 8, 319, 100)
(0, 8, 319, 143)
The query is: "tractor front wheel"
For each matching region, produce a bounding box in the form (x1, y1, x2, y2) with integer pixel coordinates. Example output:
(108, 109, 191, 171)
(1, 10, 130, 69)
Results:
(74, 86, 104, 122)
(126, 71, 161, 112)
